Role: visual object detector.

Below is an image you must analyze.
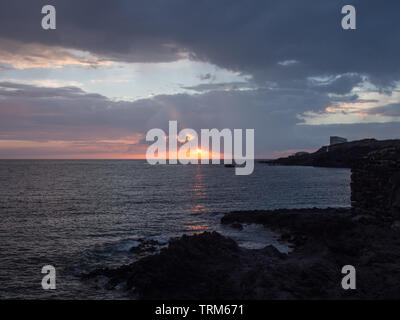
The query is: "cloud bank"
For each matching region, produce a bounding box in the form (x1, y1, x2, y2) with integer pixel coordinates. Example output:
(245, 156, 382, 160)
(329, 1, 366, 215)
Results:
(0, 0, 399, 157)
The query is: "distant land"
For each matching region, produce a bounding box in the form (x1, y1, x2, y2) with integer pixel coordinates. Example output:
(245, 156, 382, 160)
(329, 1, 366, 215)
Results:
(262, 139, 400, 168)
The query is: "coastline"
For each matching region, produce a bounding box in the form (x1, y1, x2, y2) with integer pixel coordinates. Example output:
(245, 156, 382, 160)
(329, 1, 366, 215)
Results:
(262, 139, 400, 168)
(83, 207, 400, 299)
(83, 144, 400, 299)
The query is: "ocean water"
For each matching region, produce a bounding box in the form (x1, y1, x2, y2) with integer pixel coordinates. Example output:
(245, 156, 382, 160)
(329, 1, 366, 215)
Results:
(0, 160, 350, 299)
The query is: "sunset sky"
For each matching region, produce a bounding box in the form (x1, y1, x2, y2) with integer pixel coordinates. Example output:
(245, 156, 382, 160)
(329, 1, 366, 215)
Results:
(0, 0, 399, 159)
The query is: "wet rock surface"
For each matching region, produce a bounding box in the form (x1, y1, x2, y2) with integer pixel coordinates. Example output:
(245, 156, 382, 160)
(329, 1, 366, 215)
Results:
(83, 208, 400, 299)
(129, 239, 165, 256)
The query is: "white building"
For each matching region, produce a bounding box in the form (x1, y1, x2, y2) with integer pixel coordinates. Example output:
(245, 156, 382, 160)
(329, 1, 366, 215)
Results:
(330, 136, 347, 145)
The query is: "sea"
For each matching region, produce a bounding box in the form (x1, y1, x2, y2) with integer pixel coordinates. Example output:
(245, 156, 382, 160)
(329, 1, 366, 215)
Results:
(0, 160, 350, 299)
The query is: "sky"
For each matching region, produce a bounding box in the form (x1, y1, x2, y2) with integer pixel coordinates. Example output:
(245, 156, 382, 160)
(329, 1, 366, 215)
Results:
(0, 0, 399, 159)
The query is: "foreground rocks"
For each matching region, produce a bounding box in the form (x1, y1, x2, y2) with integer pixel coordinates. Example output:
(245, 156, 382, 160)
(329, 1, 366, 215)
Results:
(84, 208, 400, 299)
(84, 232, 245, 299)
(351, 147, 400, 219)
(223, 208, 400, 299)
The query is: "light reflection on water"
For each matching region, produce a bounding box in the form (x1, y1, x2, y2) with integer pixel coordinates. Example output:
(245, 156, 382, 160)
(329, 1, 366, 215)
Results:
(0, 160, 350, 299)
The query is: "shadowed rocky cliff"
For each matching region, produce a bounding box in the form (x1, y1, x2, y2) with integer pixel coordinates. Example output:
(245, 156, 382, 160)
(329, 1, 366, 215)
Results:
(83, 209, 400, 299)
(351, 146, 400, 218)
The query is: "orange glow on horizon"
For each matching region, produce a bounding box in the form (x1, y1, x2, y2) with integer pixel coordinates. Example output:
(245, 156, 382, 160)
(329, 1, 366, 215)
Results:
(0, 139, 230, 160)
(147, 148, 224, 161)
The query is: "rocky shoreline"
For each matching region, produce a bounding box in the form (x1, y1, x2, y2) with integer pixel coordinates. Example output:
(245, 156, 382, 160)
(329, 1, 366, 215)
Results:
(82, 141, 400, 299)
(83, 207, 400, 299)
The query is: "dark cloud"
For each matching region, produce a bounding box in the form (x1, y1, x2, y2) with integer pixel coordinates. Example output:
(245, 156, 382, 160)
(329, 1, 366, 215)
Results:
(0, 1, 399, 157)
(1, 0, 400, 89)
(308, 74, 364, 95)
(0, 82, 157, 142)
(366, 103, 400, 117)
(1, 82, 397, 157)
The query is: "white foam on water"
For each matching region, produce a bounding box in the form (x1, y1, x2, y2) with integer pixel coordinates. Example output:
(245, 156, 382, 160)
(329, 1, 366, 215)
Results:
(217, 223, 292, 253)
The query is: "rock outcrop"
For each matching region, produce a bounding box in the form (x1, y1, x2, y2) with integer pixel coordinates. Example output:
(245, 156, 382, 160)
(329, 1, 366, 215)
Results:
(84, 208, 400, 299)
(351, 147, 400, 218)
(84, 232, 245, 299)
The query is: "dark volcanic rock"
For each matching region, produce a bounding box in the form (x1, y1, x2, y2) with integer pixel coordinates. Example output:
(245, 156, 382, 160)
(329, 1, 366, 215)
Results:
(84, 232, 243, 299)
(351, 147, 400, 218)
(221, 208, 400, 299)
(84, 209, 400, 299)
